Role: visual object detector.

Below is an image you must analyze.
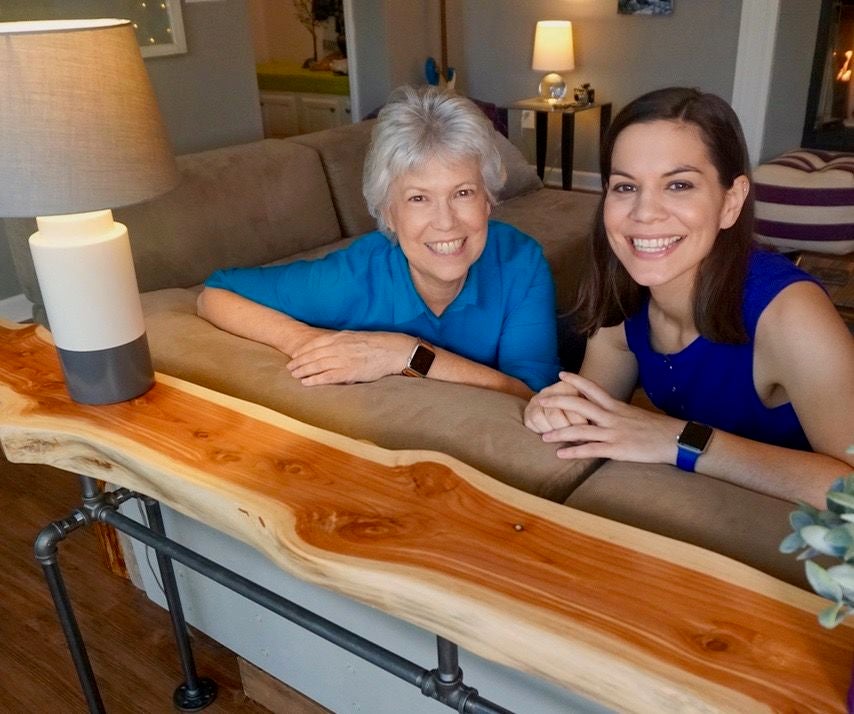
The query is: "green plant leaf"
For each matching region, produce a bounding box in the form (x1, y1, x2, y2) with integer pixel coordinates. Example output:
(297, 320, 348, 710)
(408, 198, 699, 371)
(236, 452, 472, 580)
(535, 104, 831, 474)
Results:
(779, 531, 805, 553)
(806, 561, 844, 601)
(826, 526, 853, 547)
(818, 601, 848, 629)
(800, 525, 845, 557)
(840, 514, 854, 523)
(818, 510, 845, 527)
(789, 509, 816, 530)
(797, 547, 820, 561)
(827, 492, 854, 511)
(828, 564, 854, 590)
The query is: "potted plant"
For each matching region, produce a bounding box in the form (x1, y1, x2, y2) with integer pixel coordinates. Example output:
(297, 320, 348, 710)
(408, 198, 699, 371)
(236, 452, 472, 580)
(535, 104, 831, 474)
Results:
(780, 447, 854, 710)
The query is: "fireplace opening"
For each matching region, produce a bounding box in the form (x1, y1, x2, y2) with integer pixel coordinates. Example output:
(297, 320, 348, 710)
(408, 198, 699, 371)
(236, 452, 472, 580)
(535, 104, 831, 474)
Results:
(803, 0, 854, 150)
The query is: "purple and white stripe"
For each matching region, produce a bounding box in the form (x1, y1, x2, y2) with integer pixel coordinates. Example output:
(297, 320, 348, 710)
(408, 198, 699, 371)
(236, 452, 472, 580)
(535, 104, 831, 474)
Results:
(754, 150, 854, 255)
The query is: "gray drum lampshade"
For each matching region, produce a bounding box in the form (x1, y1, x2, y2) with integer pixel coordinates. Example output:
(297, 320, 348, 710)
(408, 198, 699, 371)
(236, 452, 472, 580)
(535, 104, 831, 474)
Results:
(0, 18, 179, 216)
(0, 18, 179, 405)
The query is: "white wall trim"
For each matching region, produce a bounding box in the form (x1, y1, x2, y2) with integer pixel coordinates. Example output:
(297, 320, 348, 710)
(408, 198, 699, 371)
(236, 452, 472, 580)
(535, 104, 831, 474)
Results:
(0, 293, 33, 323)
(543, 168, 602, 194)
(342, 0, 362, 121)
(732, 0, 781, 166)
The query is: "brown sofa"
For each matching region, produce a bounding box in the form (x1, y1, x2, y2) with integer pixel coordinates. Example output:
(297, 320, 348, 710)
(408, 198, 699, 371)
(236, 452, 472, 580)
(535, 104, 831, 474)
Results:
(3, 119, 807, 588)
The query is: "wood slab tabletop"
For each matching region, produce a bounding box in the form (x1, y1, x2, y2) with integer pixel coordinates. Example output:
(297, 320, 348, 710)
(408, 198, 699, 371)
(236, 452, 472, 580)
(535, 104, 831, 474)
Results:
(1, 322, 851, 713)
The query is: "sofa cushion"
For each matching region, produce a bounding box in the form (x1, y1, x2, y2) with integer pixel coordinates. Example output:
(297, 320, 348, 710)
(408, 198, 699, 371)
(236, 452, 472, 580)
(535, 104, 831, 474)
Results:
(564, 459, 821, 589)
(3, 139, 342, 320)
(289, 120, 378, 238)
(754, 149, 854, 255)
(291, 120, 544, 239)
(492, 188, 600, 313)
(493, 131, 543, 202)
(141, 287, 599, 502)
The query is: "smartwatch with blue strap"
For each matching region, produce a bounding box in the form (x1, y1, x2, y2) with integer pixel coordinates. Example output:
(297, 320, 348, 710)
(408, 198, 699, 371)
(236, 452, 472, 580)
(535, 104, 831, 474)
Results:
(676, 421, 714, 472)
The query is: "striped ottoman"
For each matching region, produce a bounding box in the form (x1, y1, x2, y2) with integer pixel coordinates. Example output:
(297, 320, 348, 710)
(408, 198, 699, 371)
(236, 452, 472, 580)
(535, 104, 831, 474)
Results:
(754, 149, 854, 255)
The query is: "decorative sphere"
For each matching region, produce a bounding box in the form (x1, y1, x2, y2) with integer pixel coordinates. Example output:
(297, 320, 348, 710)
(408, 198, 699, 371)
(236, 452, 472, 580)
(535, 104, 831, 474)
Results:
(538, 72, 567, 102)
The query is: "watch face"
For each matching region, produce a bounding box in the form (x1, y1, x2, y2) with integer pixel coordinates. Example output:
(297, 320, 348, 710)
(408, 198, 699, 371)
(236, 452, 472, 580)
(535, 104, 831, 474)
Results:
(409, 343, 435, 376)
(678, 421, 713, 452)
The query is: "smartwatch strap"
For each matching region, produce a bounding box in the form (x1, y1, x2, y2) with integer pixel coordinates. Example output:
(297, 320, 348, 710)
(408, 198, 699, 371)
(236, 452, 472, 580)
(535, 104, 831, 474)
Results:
(676, 446, 701, 473)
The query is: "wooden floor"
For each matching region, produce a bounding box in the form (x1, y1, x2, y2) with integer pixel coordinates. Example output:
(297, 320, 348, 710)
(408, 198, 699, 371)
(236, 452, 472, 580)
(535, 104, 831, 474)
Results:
(0, 451, 271, 714)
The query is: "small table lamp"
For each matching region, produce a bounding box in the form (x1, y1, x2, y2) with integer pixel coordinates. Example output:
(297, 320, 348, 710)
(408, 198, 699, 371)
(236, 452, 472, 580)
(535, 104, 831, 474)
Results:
(532, 20, 575, 104)
(0, 19, 179, 404)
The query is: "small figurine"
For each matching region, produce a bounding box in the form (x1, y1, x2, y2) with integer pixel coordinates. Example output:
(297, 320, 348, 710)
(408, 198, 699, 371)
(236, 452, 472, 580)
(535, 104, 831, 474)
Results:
(573, 83, 594, 105)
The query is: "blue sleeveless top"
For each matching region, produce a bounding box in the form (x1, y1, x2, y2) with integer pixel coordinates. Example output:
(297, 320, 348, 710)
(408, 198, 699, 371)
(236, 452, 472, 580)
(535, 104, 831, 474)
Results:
(624, 250, 820, 450)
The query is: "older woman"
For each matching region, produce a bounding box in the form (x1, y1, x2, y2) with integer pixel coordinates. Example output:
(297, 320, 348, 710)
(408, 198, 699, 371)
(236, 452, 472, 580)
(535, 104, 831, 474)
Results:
(197, 86, 561, 398)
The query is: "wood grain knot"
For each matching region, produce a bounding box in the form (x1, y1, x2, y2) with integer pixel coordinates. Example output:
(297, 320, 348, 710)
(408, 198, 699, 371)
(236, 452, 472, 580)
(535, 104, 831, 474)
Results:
(694, 633, 730, 653)
(329, 513, 412, 541)
(211, 449, 241, 464)
(395, 462, 460, 496)
(272, 459, 312, 476)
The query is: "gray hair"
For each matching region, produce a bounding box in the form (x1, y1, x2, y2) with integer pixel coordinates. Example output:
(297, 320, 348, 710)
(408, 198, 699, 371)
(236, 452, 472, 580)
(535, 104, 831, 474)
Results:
(362, 85, 506, 236)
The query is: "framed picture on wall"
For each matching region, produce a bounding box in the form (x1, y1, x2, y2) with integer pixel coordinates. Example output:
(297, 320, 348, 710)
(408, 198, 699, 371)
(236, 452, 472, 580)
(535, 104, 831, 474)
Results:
(0, 0, 187, 57)
(618, 0, 674, 16)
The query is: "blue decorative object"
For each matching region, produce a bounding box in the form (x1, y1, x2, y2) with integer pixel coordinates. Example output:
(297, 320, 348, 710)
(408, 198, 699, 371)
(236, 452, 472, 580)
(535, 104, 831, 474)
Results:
(425, 57, 440, 85)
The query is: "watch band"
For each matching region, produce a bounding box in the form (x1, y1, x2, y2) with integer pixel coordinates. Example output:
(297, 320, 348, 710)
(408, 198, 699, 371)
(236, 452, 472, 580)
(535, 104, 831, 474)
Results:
(676, 445, 702, 472)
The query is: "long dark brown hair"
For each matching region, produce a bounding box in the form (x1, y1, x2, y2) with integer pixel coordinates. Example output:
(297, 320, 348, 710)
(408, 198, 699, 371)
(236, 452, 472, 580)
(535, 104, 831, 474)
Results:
(575, 87, 755, 343)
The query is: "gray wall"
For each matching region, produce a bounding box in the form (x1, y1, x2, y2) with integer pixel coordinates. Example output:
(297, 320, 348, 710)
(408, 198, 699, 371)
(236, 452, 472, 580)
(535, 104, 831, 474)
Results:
(147, 0, 262, 155)
(445, 0, 743, 174)
(762, 0, 823, 162)
(0, 0, 262, 301)
(0, 239, 18, 301)
(349, 0, 441, 119)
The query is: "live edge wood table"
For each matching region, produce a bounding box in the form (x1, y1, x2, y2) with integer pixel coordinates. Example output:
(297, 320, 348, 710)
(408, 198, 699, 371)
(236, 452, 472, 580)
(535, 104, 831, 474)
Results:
(1, 322, 853, 713)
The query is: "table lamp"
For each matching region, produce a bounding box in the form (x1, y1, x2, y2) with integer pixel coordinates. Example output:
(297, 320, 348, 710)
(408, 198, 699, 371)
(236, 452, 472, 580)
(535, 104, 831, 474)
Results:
(0, 19, 179, 405)
(532, 20, 575, 104)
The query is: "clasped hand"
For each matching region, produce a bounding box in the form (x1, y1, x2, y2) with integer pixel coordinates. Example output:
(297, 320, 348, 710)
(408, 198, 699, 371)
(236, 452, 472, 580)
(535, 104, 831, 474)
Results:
(525, 372, 682, 464)
(287, 329, 412, 386)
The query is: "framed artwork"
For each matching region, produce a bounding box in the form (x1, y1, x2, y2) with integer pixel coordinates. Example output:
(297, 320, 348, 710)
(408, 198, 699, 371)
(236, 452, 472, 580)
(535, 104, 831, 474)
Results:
(618, 0, 674, 16)
(0, 0, 188, 57)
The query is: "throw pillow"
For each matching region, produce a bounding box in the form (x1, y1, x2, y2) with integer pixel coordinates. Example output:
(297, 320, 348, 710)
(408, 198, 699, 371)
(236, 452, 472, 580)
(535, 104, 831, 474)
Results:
(754, 150, 854, 255)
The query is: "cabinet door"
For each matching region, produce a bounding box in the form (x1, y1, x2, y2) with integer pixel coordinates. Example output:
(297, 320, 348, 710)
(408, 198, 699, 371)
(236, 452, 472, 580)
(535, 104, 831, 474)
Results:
(260, 92, 299, 138)
(300, 95, 348, 133)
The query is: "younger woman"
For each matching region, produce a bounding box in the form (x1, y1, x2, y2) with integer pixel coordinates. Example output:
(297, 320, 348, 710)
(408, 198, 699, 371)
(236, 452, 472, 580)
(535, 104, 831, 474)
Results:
(524, 87, 853, 508)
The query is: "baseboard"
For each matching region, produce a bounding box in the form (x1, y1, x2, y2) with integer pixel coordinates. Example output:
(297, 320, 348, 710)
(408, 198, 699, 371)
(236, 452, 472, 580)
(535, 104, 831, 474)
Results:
(0, 293, 33, 323)
(238, 657, 331, 714)
(543, 167, 603, 193)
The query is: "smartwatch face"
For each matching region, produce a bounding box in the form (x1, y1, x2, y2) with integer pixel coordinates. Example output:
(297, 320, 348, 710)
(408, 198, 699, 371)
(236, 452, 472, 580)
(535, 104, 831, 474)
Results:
(409, 344, 435, 376)
(678, 421, 713, 452)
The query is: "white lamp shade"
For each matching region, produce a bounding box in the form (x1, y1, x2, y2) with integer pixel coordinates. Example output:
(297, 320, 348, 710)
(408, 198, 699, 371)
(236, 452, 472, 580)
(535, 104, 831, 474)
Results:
(532, 20, 575, 72)
(0, 19, 179, 216)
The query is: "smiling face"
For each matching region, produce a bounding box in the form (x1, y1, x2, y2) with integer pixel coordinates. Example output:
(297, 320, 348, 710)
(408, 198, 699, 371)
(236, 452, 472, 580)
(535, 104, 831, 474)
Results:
(384, 154, 490, 313)
(603, 120, 748, 297)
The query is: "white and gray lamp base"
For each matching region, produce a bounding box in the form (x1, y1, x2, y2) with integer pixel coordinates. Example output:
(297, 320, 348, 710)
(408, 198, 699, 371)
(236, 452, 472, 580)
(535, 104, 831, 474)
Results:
(29, 210, 154, 404)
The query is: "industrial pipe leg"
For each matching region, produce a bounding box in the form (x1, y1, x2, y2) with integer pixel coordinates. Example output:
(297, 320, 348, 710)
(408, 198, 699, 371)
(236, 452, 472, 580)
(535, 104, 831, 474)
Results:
(142, 497, 217, 711)
(35, 513, 105, 714)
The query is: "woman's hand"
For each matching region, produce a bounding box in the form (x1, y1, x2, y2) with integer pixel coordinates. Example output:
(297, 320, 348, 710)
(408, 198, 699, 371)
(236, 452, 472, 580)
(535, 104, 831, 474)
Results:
(287, 331, 412, 385)
(524, 375, 589, 433)
(535, 372, 684, 464)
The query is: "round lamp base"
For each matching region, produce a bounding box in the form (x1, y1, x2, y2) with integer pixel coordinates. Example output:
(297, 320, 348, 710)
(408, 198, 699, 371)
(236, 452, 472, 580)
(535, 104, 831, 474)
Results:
(538, 72, 567, 102)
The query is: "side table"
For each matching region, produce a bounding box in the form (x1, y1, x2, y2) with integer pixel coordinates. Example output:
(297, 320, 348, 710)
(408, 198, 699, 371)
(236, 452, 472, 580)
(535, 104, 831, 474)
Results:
(510, 98, 612, 191)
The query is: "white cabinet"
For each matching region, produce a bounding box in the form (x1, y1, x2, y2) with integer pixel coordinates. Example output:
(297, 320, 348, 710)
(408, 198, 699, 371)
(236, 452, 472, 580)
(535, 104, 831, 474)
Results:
(259, 92, 299, 138)
(260, 91, 351, 138)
